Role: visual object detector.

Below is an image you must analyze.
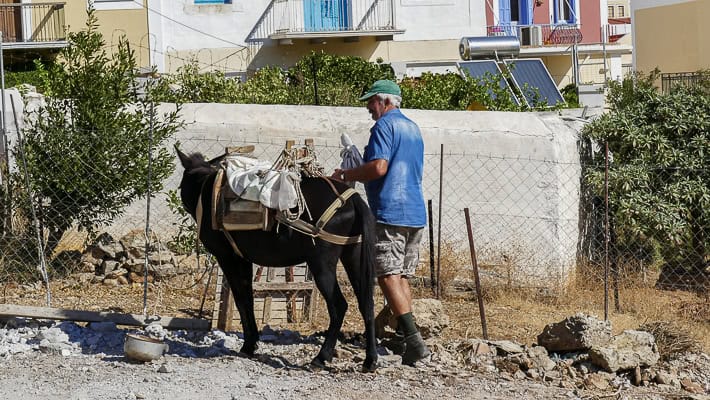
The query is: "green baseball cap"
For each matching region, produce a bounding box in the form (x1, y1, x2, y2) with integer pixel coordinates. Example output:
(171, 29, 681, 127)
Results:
(359, 80, 401, 101)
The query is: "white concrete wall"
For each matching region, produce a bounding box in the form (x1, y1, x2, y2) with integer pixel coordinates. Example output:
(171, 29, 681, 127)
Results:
(123, 103, 584, 287)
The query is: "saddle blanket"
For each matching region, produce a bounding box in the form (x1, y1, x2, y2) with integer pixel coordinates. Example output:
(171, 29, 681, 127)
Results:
(225, 155, 300, 211)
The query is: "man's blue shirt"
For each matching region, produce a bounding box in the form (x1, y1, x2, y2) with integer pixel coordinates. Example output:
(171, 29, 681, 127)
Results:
(363, 108, 426, 228)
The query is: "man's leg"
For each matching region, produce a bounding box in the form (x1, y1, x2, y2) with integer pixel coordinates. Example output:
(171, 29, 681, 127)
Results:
(375, 224, 429, 365)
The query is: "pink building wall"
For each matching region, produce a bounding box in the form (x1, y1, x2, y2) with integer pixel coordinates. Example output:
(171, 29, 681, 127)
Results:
(580, 0, 602, 43)
(533, 1, 549, 24)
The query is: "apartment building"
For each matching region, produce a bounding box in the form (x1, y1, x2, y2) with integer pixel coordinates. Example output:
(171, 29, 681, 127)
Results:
(0, 1, 633, 89)
(0, 0, 148, 69)
(631, 0, 709, 89)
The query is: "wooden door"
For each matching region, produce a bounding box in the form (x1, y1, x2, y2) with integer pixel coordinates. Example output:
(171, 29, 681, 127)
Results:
(0, 0, 22, 42)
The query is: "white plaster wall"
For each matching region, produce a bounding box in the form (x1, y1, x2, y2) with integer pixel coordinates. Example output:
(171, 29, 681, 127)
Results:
(394, 0, 487, 41)
(116, 103, 584, 287)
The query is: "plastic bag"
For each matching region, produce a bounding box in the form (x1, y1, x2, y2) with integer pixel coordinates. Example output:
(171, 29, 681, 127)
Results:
(340, 133, 363, 187)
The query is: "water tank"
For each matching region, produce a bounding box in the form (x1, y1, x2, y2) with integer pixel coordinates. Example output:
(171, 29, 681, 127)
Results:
(459, 36, 521, 60)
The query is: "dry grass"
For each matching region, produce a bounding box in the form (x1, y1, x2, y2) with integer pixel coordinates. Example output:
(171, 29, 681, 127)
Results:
(401, 248, 710, 352)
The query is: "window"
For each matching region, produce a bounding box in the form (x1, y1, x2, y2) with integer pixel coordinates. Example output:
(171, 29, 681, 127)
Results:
(617, 5, 625, 17)
(608, 5, 614, 18)
(554, 0, 576, 24)
(195, 0, 232, 4)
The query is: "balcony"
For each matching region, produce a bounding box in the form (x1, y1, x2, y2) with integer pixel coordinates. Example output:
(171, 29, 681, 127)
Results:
(487, 24, 583, 47)
(247, 0, 403, 44)
(0, 2, 66, 49)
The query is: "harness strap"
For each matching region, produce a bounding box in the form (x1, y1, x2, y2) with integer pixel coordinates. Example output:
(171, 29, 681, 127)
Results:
(275, 187, 362, 245)
(315, 187, 358, 230)
(276, 213, 362, 245)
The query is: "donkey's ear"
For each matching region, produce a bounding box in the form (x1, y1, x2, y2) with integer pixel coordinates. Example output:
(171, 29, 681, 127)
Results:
(175, 145, 191, 169)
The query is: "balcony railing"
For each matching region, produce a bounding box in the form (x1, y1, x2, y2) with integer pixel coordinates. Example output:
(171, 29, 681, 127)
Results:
(0, 2, 66, 46)
(487, 24, 582, 47)
(247, 0, 402, 42)
(661, 72, 708, 94)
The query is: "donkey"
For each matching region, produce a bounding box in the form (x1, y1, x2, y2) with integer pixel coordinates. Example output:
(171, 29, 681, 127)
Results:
(176, 149, 377, 371)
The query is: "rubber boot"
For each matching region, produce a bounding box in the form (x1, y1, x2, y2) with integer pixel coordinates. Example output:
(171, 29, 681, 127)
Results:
(401, 332, 430, 366)
(381, 330, 405, 355)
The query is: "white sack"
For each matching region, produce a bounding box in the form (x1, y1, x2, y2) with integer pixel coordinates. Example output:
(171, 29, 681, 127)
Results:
(225, 155, 298, 211)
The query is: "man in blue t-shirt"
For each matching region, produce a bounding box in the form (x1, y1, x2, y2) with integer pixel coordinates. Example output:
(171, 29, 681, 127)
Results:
(332, 80, 430, 366)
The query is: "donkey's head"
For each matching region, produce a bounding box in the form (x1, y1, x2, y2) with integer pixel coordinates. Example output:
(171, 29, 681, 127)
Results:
(176, 146, 214, 217)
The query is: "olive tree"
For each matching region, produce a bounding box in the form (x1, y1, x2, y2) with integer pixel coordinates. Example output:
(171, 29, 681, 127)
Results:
(16, 9, 182, 257)
(582, 71, 710, 277)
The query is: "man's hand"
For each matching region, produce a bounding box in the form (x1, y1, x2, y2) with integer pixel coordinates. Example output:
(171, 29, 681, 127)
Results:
(331, 168, 346, 182)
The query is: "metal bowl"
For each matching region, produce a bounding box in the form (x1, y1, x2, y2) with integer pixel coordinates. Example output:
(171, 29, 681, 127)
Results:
(124, 333, 168, 362)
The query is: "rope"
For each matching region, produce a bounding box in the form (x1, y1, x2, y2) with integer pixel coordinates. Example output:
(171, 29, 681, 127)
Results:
(266, 145, 326, 223)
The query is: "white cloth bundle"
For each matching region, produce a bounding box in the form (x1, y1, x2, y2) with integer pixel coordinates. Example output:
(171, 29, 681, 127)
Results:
(225, 155, 300, 211)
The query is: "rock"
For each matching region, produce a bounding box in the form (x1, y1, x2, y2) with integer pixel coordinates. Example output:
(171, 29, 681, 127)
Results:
(102, 278, 119, 286)
(537, 313, 612, 352)
(494, 358, 520, 374)
(151, 264, 177, 281)
(680, 378, 704, 394)
(588, 330, 660, 372)
(490, 340, 525, 355)
(70, 272, 95, 284)
(472, 341, 492, 356)
(117, 276, 129, 285)
(105, 268, 128, 279)
(99, 260, 121, 275)
(654, 371, 676, 385)
(526, 369, 540, 380)
(97, 241, 124, 260)
(148, 251, 176, 266)
(37, 328, 69, 343)
(526, 346, 556, 371)
(78, 261, 97, 273)
(584, 372, 611, 391)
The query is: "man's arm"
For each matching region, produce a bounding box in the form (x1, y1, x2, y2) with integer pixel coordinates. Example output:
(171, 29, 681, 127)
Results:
(332, 159, 388, 183)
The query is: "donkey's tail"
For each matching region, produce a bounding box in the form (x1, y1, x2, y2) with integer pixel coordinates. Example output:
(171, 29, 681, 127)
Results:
(352, 194, 376, 304)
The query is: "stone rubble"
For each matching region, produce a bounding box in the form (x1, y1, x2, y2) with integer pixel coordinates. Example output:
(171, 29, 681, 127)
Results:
(0, 311, 707, 399)
(69, 230, 199, 287)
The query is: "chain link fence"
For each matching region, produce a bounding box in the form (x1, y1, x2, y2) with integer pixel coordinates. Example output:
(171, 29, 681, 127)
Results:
(1, 133, 707, 339)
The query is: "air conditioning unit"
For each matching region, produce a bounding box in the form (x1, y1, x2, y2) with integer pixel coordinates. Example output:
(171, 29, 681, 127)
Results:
(519, 26, 543, 47)
(520, 26, 532, 46)
(530, 25, 543, 46)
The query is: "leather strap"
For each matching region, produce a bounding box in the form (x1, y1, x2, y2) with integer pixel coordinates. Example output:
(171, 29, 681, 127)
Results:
(196, 192, 245, 259)
(315, 188, 357, 230)
(275, 187, 362, 245)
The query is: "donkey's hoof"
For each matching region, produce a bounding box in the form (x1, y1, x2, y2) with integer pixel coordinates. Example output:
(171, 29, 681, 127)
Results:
(361, 357, 378, 373)
(239, 344, 257, 358)
(309, 357, 327, 370)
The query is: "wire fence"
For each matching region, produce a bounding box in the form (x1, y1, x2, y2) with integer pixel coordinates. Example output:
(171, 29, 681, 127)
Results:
(0, 133, 707, 335)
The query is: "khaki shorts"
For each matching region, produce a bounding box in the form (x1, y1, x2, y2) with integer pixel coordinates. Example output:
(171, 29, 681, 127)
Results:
(375, 223, 425, 278)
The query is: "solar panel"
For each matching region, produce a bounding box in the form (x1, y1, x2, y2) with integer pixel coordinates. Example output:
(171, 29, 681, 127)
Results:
(503, 59, 565, 107)
(457, 61, 520, 105)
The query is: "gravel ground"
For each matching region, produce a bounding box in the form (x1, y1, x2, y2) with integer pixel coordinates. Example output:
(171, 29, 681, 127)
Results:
(0, 318, 707, 400)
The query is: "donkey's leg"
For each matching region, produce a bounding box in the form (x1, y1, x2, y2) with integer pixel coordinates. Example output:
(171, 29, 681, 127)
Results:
(340, 243, 378, 372)
(307, 250, 347, 369)
(218, 255, 259, 356)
